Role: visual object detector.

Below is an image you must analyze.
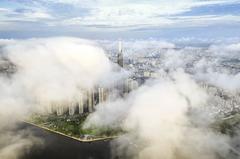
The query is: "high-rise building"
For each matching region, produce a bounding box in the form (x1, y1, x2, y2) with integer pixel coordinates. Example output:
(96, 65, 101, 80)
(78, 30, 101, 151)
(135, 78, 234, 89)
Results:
(78, 93, 84, 114)
(46, 102, 53, 114)
(129, 79, 139, 91)
(98, 87, 108, 103)
(56, 104, 64, 116)
(87, 89, 94, 113)
(117, 41, 124, 68)
(69, 102, 76, 116)
(125, 78, 139, 93)
(98, 87, 104, 103)
(116, 41, 125, 96)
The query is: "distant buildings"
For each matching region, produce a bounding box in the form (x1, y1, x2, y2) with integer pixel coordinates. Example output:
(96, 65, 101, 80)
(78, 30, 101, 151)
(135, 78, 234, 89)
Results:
(199, 82, 240, 118)
(124, 78, 138, 94)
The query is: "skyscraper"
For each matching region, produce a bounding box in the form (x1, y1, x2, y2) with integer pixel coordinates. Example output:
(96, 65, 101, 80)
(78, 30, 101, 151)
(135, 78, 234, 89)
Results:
(69, 102, 76, 116)
(116, 40, 125, 96)
(117, 41, 124, 68)
(98, 87, 108, 103)
(56, 104, 64, 116)
(78, 93, 84, 114)
(124, 78, 139, 93)
(87, 89, 94, 113)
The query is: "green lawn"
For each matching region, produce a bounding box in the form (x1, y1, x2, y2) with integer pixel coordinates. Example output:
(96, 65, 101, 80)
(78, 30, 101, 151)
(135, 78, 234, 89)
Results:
(29, 114, 123, 138)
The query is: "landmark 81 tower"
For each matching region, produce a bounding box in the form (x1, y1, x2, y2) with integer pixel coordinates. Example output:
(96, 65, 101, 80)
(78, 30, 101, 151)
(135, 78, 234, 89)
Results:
(117, 41, 124, 68)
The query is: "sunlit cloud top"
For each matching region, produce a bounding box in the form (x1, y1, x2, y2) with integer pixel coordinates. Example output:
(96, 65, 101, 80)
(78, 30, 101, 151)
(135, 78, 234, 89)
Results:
(0, 0, 240, 39)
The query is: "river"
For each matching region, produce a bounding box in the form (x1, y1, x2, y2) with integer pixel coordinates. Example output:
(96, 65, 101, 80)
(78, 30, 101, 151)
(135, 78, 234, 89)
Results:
(19, 123, 112, 159)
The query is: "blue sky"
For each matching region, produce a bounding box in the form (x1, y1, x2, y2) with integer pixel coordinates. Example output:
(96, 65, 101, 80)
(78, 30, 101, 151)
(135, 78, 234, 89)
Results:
(0, 0, 240, 39)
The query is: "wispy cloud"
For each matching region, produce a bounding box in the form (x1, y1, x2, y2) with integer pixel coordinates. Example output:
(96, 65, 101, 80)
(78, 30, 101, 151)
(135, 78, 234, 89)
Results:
(0, 7, 53, 21)
(0, 0, 240, 38)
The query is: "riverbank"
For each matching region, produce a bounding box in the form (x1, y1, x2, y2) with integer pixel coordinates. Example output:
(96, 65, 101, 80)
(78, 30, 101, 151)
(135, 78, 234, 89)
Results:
(24, 120, 117, 143)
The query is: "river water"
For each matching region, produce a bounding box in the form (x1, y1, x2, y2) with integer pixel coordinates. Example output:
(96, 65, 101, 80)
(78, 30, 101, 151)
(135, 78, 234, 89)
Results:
(19, 123, 112, 159)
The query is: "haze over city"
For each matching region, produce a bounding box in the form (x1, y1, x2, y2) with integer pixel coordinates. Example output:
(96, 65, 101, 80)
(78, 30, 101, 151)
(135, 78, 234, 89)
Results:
(0, 1, 240, 159)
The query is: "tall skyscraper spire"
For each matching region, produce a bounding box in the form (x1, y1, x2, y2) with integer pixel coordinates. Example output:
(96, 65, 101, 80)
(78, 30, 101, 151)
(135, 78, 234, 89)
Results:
(117, 40, 124, 68)
(118, 40, 122, 53)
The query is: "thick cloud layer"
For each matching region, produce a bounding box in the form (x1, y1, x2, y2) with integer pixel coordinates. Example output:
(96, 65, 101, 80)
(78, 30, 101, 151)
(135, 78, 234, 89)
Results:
(85, 40, 240, 159)
(85, 70, 236, 159)
(0, 37, 239, 159)
(0, 37, 121, 114)
(0, 37, 121, 159)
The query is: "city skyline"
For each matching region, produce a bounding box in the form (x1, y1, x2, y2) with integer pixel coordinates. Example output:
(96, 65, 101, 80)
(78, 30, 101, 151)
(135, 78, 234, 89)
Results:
(0, 1, 240, 159)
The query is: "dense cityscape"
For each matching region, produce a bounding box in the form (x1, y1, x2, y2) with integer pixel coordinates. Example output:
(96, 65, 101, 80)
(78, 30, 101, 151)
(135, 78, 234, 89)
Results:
(0, 0, 240, 159)
(29, 41, 240, 119)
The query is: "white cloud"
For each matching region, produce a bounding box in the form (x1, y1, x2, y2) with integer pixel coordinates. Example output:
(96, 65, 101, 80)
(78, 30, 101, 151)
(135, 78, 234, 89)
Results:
(56, 13, 240, 29)
(42, 0, 238, 12)
(44, 0, 240, 29)
(0, 0, 240, 32)
(0, 7, 53, 23)
(0, 8, 10, 13)
(22, 10, 53, 20)
(0, 37, 123, 159)
(171, 15, 240, 27)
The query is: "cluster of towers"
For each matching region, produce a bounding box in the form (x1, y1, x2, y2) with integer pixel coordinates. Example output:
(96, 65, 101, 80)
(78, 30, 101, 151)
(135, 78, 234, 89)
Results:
(47, 87, 108, 116)
(46, 41, 133, 116)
